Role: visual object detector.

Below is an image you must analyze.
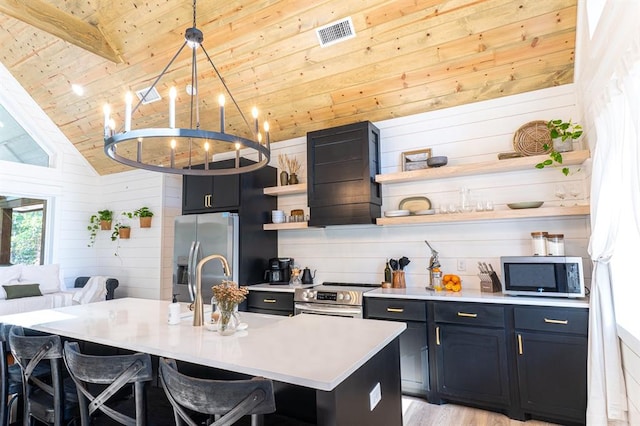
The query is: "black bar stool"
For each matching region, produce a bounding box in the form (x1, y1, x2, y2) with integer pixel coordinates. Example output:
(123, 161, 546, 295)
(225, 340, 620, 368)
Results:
(62, 341, 153, 426)
(159, 357, 276, 426)
(8, 326, 78, 426)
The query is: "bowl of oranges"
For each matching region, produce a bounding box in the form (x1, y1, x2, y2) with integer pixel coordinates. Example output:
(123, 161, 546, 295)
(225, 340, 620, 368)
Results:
(442, 274, 462, 292)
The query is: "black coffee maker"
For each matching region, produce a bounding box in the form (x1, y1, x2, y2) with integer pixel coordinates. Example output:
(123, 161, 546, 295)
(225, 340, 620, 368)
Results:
(264, 257, 293, 284)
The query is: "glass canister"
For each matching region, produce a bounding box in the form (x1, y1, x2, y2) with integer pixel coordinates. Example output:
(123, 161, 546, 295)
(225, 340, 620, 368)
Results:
(546, 234, 565, 256)
(531, 231, 548, 256)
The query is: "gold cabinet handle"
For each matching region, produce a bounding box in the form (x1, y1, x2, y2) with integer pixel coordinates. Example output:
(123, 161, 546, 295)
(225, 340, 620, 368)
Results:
(204, 194, 212, 208)
(436, 326, 441, 346)
(518, 334, 523, 355)
(263, 299, 277, 303)
(457, 312, 478, 318)
(544, 318, 568, 325)
(386, 307, 404, 313)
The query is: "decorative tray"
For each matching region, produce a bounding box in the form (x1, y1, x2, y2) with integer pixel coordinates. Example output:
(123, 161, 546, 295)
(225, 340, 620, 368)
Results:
(513, 121, 553, 156)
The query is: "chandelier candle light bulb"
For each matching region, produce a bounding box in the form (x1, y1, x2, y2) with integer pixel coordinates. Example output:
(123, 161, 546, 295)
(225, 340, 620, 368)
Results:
(103, 104, 111, 138)
(170, 139, 176, 168)
(264, 121, 270, 147)
(204, 142, 210, 168)
(218, 94, 225, 131)
(124, 92, 133, 132)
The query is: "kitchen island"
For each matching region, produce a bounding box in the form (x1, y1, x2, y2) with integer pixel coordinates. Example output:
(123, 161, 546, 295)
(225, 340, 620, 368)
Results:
(0, 297, 405, 426)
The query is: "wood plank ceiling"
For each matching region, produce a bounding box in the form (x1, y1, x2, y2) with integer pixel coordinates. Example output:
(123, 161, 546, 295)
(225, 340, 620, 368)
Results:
(0, 0, 576, 175)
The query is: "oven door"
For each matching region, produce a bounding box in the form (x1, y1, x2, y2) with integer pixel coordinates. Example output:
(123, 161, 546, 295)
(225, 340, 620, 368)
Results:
(294, 302, 363, 318)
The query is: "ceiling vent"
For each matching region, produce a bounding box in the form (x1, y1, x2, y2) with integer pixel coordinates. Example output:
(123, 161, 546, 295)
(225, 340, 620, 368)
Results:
(135, 86, 161, 104)
(316, 17, 356, 48)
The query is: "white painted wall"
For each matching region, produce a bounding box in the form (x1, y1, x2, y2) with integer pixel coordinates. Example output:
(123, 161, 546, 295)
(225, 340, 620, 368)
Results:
(270, 85, 592, 290)
(0, 63, 101, 287)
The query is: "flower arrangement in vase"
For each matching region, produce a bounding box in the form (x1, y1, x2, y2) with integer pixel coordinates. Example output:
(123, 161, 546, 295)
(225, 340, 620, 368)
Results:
(211, 281, 248, 335)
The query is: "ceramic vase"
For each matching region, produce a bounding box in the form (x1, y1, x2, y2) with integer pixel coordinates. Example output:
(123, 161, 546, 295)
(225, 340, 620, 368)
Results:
(280, 170, 289, 186)
(288, 173, 299, 185)
(552, 137, 573, 153)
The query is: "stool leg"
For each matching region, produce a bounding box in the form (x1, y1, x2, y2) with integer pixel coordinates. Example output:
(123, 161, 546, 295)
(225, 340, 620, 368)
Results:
(251, 414, 264, 426)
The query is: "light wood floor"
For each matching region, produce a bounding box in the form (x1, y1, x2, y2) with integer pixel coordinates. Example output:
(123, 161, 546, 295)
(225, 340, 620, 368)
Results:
(402, 397, 560, 426)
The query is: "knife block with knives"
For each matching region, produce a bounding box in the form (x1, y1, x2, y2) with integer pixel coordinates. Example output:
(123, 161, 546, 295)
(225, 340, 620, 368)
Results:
(478, 262, 502, 293)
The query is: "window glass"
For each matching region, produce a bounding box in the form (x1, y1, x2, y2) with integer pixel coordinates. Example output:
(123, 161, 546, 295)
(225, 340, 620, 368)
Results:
(0, 196, 46, 265)
(0, 104, 49, 167)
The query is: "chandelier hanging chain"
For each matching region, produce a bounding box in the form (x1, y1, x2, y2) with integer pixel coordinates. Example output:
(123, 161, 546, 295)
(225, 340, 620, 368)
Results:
(103, 0, 271, 176)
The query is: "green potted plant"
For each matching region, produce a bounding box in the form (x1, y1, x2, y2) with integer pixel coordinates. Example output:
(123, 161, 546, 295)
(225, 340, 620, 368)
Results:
(535, 119, 583, 176)
(547, 119, 582, 152)
(88, 209, 113, 247)
(134, 207, 154, 228)
(111, 211, 134, 241)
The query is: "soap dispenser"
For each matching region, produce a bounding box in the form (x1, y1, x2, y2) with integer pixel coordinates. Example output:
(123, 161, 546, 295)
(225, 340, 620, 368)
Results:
(168, 294, 181, 325)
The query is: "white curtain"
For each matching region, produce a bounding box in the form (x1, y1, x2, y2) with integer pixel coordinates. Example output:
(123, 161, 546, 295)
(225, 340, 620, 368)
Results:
(586, 43, 640, 426)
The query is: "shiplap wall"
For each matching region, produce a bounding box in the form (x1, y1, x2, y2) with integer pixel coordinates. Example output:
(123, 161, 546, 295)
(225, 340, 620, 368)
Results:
(270, 84, 592, 290)
(0, 63, 101, 287)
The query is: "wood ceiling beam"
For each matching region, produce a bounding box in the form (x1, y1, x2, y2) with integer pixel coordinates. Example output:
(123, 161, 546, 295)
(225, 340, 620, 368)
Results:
(0, 0, 122, 63)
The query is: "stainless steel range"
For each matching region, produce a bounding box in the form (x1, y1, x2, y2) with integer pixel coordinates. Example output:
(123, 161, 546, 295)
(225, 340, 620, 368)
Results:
(293, 282, 380, 318)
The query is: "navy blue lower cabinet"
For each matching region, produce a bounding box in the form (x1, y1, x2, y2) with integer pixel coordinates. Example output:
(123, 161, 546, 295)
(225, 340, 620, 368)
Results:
(432, 302, 511, 411)
(513, 306, 588, 424)
(364, 298, 429, 397)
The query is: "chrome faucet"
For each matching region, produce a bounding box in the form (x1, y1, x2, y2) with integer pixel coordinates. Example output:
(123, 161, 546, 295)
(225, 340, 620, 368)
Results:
(193, 254, 231, 326)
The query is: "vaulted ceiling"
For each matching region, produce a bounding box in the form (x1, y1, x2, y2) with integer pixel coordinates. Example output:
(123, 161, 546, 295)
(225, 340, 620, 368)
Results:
(0, 0, 576, 175)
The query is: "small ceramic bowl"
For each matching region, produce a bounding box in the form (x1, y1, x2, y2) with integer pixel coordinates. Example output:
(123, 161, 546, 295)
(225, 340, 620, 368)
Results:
(427, 156, 448, 168)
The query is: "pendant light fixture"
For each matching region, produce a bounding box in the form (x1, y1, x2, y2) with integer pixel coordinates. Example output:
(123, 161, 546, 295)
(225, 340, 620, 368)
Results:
(103, 0, 270, 175)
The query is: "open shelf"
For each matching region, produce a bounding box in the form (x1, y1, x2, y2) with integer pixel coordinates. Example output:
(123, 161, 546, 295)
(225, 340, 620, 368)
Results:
(376, 205, 590, 226)
(263, 183, 307, 196)
(263, 221, 309, 231)
(375, 150, 590, 184)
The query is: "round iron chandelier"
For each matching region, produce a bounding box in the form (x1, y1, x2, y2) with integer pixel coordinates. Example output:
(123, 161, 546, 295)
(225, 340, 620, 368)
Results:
(103, 0, 270, 176)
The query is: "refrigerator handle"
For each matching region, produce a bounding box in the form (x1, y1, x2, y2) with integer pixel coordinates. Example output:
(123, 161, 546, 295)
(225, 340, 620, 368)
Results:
(187, 241, 198, 302)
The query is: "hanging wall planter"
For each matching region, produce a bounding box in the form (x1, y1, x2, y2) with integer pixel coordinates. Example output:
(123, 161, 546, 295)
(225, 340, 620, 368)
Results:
(134, 207, 154, 228)
(88, 209, 114, 247)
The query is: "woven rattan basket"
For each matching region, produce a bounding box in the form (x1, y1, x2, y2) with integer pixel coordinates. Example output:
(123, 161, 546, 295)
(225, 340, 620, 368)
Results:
(513, 120, 552, 156)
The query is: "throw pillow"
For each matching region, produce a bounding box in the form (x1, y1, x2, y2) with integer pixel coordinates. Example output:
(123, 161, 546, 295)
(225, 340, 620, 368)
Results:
(2, 283, 43, 300)
(0, 265, 23, 300)
(20, 264, 62, 294)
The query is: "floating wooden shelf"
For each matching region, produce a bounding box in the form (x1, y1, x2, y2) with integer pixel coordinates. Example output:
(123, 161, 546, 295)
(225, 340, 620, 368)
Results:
(376, 205, 590, 226)
(375, 150, 590, 184)
(263, 221, 309, 231)
(263, 183, 307, 196)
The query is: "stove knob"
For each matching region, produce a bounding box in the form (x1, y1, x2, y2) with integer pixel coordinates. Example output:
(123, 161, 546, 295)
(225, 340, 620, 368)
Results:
(344, 293, 352, 301)
(302, 290, 310, 299)
(337, 293, 344, 300)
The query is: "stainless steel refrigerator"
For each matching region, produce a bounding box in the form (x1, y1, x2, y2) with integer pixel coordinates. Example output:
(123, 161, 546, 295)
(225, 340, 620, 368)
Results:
(173, 212, 239, 303)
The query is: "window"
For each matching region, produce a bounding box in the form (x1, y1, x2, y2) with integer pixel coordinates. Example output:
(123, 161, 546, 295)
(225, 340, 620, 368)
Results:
(0, 196, 47, 265)
(0, 104, 49, 167)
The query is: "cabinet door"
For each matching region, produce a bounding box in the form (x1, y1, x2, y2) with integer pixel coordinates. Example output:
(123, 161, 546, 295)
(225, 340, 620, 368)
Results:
(183, 175, 240, 213)
(435, 324, 510, 406)
(182, 176, 214, 213)
(399, 321, 429, 396)
(515, 331, 587, 423)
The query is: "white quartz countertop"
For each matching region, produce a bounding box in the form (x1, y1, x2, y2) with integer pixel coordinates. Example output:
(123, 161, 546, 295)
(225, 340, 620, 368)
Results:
(366, 287, 590, 308)
(0, 298, 405, 391)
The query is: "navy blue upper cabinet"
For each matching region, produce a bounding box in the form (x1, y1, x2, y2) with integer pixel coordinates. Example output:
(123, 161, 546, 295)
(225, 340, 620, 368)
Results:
(307, 121, 381, 226)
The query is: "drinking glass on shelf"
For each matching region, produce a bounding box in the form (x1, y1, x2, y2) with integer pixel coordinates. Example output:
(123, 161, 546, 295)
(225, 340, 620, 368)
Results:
(568, 184, 581, 205)
(555, 184, 566, 207)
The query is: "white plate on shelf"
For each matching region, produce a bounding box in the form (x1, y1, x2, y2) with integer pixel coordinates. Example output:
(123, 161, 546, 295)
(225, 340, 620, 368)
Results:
(414, 209, 435, 215)
(384, 209, 411, 217)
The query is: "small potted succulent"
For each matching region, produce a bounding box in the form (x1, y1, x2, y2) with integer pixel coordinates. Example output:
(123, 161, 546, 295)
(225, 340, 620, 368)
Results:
(134, 207, 154, 228)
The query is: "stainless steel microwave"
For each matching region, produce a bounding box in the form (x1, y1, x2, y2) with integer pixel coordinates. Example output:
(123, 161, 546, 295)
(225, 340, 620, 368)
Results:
(500, 256, 585, 298)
